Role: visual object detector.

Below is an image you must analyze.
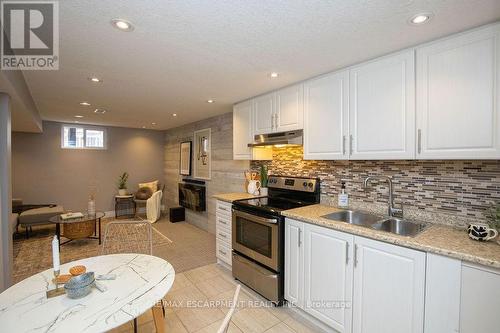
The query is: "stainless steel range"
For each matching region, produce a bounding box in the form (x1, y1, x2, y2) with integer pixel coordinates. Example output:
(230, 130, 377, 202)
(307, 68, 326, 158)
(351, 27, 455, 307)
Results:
(232, 176, 320, 305)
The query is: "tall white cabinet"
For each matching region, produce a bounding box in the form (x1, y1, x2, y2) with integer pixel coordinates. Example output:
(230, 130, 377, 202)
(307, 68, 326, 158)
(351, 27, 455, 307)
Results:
(416, 25, 500, 159)
(349, 50, 415, 159)
(304, 70, 349, 160)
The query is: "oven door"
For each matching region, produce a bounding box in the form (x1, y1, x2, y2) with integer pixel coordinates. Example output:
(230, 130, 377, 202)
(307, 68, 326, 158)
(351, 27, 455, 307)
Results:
(232, 209, 279, 271)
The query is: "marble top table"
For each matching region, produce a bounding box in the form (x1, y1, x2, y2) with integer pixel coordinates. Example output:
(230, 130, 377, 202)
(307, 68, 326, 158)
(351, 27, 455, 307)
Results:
(0, 254, 175, 332)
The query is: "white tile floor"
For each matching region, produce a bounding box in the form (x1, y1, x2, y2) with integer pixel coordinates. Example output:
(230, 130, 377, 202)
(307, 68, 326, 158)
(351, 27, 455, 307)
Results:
(110, 263, 327, 333)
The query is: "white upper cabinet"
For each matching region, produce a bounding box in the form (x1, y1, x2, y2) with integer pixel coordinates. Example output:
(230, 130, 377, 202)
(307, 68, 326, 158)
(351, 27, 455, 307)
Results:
(253, 92, 275, 135)
(275, 84, 304, 132)
(353, 236, 425, 333)
(349, 50, 416, 159)
(253, 85, 304, 135)
(303, 223, 353, 333)
(416, 25, 500, 159)
(304, 70, 349, 160)
(233, 100, 253, 160)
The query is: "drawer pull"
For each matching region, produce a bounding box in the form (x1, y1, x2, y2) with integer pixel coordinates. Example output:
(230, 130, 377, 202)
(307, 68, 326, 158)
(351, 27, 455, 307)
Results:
(219, 249, 227, 256)
(218, 219, 227, 225)
(218, 233, 227, 238)
(219, 206, 228, 211)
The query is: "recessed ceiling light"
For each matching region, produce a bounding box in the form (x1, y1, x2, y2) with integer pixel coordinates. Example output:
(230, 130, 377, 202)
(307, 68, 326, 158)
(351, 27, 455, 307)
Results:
(207, 99, 214, 104)
(151, 122, 156, 125)
(142, 126, 146, 129)
(111, 19, 134, 32)
(94, 108, 107, 114)
(74, 120, 79, 123)
(79, 101, 91, 106)
(74, 115, 84, 118)
(172, 113, 177, 117)
(89, 77, 102, 83)
(270, 72, 279, 78)
(409, 13, 433, 25)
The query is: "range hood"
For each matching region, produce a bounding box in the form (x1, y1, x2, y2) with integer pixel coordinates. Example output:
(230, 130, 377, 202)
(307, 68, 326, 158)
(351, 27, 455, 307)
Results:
(248, 130, 303, 147)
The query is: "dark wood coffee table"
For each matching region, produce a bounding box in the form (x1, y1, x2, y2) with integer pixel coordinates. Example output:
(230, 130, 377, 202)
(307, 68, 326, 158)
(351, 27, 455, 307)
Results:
(49, 212, 105, 247)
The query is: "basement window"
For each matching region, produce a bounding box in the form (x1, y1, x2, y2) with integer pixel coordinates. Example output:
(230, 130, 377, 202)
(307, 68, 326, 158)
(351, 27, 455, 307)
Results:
(61, 124, 107, 149)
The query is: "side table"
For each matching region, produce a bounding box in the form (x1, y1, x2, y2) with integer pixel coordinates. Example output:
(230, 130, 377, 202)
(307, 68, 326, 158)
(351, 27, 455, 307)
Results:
(115, 195, 136, 219)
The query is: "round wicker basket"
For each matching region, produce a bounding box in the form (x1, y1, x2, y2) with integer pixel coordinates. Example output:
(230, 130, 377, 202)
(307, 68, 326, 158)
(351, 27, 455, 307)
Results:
(63, 221, 95, 239)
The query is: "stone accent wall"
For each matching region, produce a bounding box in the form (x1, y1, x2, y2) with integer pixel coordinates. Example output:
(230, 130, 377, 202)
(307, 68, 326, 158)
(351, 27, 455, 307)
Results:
(251, 146, 500, 225)
(164, 112, 249, 234)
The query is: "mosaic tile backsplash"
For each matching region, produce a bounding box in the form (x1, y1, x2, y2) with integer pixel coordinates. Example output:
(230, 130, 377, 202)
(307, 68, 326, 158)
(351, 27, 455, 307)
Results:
(251, 147, 500, 224)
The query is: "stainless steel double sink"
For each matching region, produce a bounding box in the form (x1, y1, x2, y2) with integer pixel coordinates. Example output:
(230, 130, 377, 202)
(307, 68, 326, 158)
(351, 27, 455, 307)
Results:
(321, 210, 427, 237)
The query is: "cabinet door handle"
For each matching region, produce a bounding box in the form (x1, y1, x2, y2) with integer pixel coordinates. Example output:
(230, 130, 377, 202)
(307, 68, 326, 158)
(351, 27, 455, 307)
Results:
(342, 135, 346, 155)
(271, 113, 275, 130)
(417, 129, 422, 154)
(298, 228, 302, 247)
(354, 244, 358, 267)
(275, 113, 279, 129)
(349, 135, 353, 156)
(345, 242, 349, 264)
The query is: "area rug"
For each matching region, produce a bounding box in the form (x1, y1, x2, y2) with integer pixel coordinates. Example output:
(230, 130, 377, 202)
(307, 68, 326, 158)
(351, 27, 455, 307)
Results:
(12, 218, 216, 283)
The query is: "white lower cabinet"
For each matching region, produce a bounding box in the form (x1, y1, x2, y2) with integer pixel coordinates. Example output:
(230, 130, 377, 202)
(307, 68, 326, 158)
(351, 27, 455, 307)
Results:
(352, 236, 426, 333)
(285, 218, 304, 307)
(460, 263, 500, 333)
(424, 255, 500, 333)
(424, 254, 461, 333)
(285, 218, 425, 333)
(304, 223, 354, 333)
(215, 200, 232, 267)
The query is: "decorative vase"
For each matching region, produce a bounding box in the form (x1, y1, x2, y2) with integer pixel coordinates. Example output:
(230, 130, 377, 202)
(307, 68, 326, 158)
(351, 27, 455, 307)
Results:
(260, 187, 268, 196)
(247, 180, 261, 196)
(87, 198, 95, 216)
(118, 189, 127, 196)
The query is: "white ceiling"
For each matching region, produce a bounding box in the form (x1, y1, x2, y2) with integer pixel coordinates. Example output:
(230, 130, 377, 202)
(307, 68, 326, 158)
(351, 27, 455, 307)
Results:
(16, 0, 500, 130)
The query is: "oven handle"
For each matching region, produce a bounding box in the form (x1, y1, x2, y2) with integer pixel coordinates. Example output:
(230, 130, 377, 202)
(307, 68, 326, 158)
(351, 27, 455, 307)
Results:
(232, 209, 278, 225)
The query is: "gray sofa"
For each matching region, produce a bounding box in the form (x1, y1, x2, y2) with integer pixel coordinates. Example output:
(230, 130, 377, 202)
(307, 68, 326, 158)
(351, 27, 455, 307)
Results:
(18, 205, 64, 238)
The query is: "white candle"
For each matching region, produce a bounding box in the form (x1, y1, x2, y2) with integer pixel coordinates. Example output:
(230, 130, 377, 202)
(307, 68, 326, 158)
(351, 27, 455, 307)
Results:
(52, 236, 60, 272)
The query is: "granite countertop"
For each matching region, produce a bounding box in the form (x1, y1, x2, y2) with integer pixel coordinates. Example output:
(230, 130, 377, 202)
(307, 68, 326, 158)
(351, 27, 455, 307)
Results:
(282, 204, 500, 269)
(213, 192, 262, 203)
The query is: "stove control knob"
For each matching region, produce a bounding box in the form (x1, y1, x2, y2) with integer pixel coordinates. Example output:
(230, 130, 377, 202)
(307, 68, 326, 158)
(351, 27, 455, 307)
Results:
(308, 182, 314, 188)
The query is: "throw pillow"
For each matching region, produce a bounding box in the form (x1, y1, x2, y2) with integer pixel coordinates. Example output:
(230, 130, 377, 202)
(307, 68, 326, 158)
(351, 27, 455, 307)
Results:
(138, 180, 158, 193)
(136, 187, 153, 200)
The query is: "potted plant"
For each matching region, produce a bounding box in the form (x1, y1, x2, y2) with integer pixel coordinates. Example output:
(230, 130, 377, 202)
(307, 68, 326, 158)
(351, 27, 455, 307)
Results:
(260, 165, 268, 196)
(485, 202, 500, 244)
(117, 172, 129, 196)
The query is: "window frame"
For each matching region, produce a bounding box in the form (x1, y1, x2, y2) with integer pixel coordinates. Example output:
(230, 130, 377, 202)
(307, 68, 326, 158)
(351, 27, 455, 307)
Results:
(60, 124, 107, 150)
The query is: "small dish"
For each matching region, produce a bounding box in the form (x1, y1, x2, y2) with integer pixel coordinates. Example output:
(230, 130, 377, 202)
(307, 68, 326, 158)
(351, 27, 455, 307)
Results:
(64, 272, 95, 299)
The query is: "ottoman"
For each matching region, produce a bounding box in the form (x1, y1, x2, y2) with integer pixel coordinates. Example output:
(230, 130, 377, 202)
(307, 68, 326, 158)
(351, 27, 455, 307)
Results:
(18, 205, 64, 238)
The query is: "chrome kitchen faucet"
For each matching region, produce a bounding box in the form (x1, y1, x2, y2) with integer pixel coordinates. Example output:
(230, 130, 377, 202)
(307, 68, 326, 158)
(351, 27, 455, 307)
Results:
(363, 176, 404, 218)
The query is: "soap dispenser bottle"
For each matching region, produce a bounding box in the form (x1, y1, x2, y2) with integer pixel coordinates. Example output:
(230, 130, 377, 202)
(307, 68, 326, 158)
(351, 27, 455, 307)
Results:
(338, 181, 349, 208)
